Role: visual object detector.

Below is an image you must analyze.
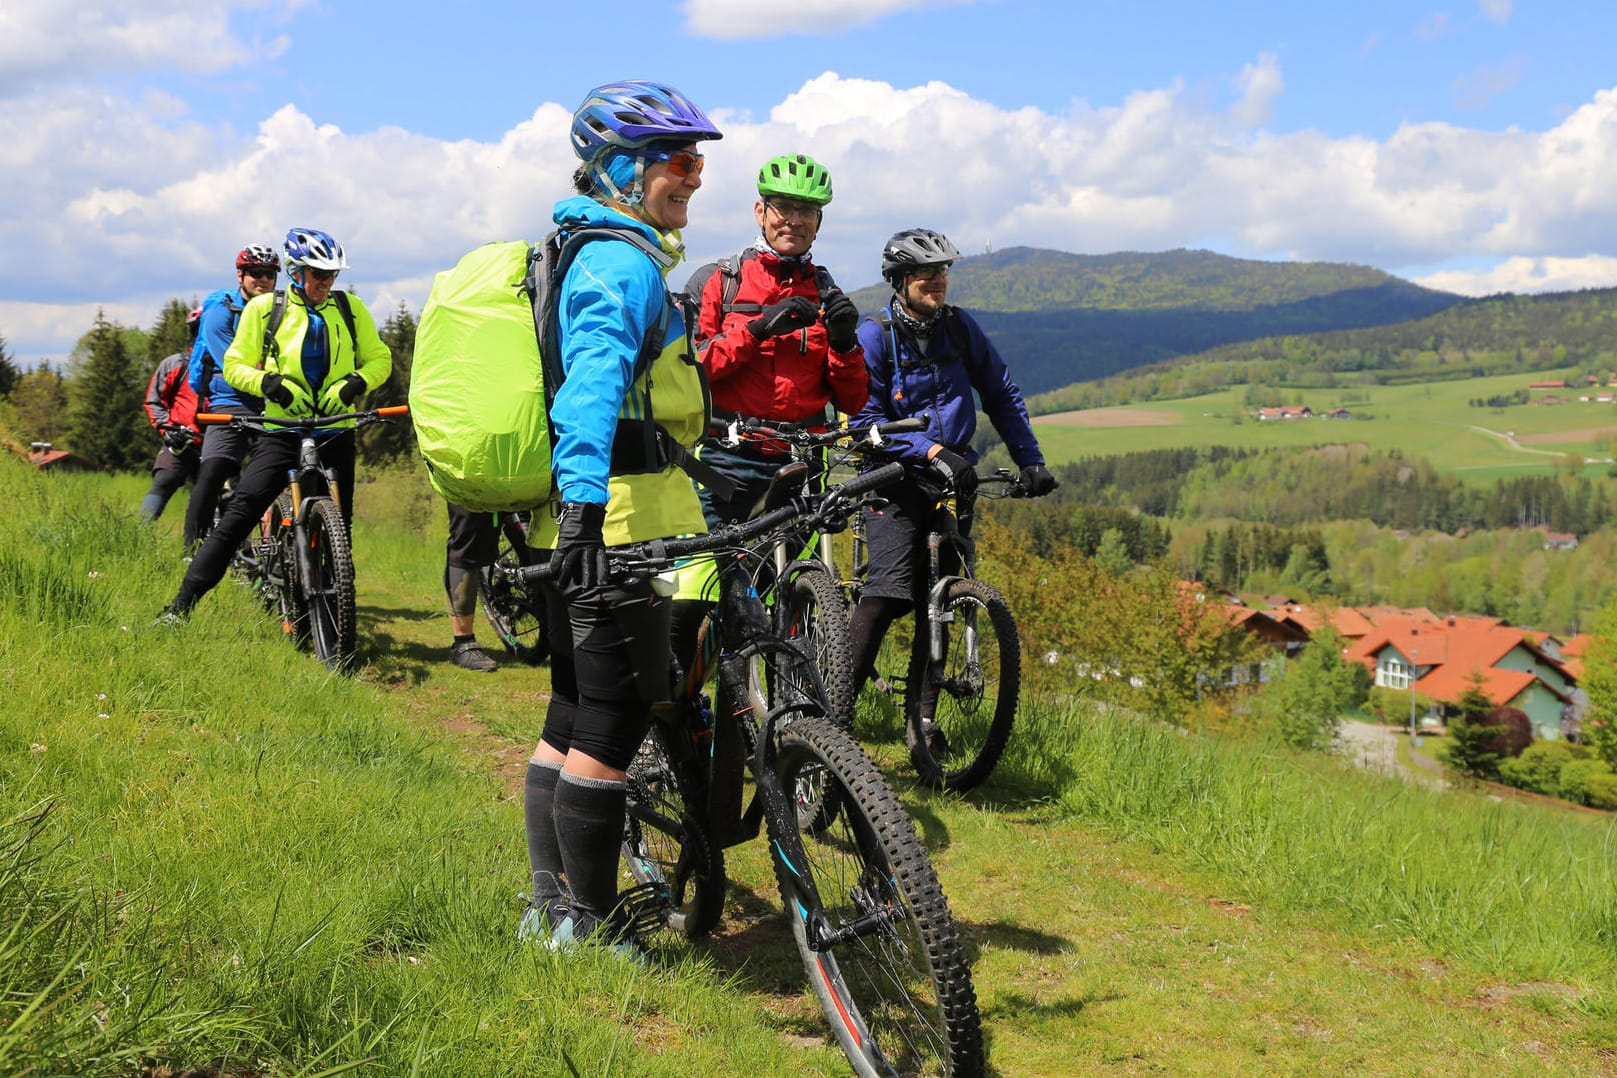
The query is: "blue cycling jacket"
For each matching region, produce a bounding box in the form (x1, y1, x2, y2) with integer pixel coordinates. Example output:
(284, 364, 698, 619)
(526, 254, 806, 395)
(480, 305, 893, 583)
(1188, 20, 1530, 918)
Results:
(188, 286, 259, 408)
(851, 300, 1044, 469)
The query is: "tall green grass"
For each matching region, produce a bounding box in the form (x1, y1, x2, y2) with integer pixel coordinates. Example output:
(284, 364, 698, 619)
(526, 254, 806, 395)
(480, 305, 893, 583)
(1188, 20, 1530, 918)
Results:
(1004, 695, 1617, 983)
(0, 459, 852, 1076)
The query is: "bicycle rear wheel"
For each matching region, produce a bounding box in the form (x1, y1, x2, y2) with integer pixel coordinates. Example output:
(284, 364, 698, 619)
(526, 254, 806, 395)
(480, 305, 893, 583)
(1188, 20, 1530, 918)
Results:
(906, 578, 1020, 793)
(778, 568, 856, 729)
(769, 714, 983, 1077)
(478, 514, 547, 665)
(304, 499, 356, 670)
(622, 717, 725, 939)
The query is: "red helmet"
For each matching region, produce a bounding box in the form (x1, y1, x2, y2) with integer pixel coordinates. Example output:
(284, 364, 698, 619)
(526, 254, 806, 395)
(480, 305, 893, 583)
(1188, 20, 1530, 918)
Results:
(186, 305, 203, 339)
(235, 243, 278, 271)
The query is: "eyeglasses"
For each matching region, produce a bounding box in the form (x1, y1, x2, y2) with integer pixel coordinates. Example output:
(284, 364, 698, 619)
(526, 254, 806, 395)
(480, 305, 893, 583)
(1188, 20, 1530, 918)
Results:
(765, 199, 821, 223)
(241, 268, 277, 281)
(909, 264, 950, 281)
(304, 268, 339, 283)
(644, 149, 705, 179)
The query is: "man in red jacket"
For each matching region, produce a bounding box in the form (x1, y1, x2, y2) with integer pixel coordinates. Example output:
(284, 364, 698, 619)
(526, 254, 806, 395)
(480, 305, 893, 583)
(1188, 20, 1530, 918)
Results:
(139, 307, 205, 549)
(686, 152, 867, 522)
(673, 154, 868, 667)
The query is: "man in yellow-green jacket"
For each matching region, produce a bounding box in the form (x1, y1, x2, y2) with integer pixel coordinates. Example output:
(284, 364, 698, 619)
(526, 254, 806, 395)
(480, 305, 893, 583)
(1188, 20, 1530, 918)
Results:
(158, 227, 391, 622)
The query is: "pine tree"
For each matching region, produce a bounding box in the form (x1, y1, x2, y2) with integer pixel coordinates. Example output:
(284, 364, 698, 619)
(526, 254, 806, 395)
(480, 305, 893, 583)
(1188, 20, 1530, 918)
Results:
(1441, 673, 1504, 778)
(0, 332, 19, 399)
(148, 298, 196, 367)
(9, 363, 70, 445)
(359, 302, 416, 464)
(64, 310, 149, 472)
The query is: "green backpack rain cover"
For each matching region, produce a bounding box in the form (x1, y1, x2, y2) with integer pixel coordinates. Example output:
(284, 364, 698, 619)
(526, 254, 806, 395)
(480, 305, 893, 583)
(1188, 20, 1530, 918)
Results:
(410, 228, 671, 512)
(411, 240, 552, 512)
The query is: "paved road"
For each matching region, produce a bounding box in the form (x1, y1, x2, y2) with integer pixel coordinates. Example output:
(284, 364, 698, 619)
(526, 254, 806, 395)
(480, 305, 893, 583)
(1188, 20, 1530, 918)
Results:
(1336, 718, 1447, 789)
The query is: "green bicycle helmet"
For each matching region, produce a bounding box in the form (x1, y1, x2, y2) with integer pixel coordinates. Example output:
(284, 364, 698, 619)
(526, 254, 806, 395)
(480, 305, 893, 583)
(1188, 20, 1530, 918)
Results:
(757, 153, 833, 205)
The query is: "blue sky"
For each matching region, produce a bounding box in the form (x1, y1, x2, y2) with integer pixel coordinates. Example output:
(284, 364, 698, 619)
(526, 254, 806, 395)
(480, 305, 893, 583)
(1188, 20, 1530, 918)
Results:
(6, 0, 1617, 365)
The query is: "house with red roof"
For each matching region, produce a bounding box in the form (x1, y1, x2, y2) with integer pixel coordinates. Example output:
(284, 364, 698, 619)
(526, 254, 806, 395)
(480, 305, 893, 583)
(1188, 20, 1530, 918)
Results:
(1344, 616, 1576, 740)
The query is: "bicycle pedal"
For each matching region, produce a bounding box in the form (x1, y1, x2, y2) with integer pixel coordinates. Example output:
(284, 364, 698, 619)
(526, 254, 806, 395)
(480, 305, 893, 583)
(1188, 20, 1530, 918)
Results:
(616, 881, 673, 937)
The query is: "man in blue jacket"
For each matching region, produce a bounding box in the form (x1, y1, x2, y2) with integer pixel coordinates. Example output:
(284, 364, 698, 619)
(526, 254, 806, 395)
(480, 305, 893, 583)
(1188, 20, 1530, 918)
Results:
(847, 227, 1058, 761)
(184, 243, 280, 551)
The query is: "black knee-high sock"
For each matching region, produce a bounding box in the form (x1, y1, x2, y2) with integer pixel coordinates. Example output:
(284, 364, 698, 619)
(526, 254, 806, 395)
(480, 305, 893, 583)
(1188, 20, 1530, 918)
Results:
(552, 771, 628, 924)
(523, 759, 564, 905)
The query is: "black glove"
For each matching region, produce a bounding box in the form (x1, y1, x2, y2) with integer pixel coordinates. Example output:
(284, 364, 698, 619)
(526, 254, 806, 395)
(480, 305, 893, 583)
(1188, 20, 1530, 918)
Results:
(820, 289, 860, 352)
(747, 296, 819, 340)
(548, 502, 608, 591)
(260, 372, 294, 408)
(928, 447, 977, 497)
(161, 427, 193, 453)
(1019, 464, 1058, 497)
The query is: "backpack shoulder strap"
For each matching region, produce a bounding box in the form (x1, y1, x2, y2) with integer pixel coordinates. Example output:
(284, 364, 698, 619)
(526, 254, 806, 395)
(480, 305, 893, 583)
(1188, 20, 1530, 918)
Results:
(331, 290, 359, 353)
(262, 289, 287, 363)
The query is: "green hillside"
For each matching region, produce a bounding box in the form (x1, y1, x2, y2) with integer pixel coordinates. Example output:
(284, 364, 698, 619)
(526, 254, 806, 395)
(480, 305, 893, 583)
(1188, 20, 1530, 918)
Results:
(1031, 286, 1617, 414)
(5, 461, 1616, 1075)
(848, 247, 1461, 395)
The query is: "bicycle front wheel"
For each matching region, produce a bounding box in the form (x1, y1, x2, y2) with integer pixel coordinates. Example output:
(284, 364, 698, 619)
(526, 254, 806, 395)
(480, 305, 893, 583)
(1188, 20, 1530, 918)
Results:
(906, 578, 1020, 793)
(778, 568, 856, 730)
(478, 514, 547, 665)
(622, 718, 725, 939)
(770, 715, 983, 1077)
(304, 499, 356, 670)
(752, 638, 844, 834)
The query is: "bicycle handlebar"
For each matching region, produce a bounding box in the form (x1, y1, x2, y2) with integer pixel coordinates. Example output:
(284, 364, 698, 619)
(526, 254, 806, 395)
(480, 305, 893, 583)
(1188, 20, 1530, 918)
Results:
(196, 404, 410, 430)
(713, 415, 929, 452)
(511, 461, 906, 584)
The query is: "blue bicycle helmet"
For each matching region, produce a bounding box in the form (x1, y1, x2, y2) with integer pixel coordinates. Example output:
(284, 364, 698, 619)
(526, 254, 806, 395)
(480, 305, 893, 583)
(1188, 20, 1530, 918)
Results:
(570, 80, 722, 165)
(282, 227, 349, 273)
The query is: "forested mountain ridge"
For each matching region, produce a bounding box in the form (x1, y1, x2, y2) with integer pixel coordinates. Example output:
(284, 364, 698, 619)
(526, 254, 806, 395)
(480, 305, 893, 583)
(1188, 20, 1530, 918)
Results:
(1028, 285, 1617, 414)
(846, 246, 1462, 396)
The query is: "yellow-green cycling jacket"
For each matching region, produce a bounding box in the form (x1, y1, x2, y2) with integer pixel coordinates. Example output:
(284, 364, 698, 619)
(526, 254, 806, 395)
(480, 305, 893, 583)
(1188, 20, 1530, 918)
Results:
(222, 287, 392, 426)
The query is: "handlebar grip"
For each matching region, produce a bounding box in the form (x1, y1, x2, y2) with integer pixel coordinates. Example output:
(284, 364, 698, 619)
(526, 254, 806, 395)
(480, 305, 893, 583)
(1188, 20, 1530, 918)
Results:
(838, 461, 906, 499)
(875, 416, 929, 435)
(376, 404, 410, 417)
(195, 413, 235, 425)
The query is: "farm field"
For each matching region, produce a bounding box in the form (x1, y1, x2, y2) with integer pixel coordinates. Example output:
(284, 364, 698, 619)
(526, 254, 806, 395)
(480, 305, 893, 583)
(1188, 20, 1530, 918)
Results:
(1033, 368, 1617, 478)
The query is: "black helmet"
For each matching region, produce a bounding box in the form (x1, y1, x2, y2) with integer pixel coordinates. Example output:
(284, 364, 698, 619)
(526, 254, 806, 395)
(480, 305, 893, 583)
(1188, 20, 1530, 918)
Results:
(881, 228, 961, 287)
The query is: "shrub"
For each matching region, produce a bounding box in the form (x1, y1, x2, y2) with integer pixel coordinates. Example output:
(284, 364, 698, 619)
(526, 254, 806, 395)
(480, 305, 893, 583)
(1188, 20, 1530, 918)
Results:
(1481, 706, 1532, 759)
(1556, 758, 1614, 806)
(1498, 741, 1590, 795)
(1585, 771, 1617, 811)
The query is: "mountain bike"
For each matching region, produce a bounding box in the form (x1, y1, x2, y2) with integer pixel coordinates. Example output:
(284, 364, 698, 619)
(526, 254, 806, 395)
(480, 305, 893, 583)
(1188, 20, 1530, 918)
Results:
(704, 416, 929, 732)
(505, 465, 984, 1077)
(847, 464, 1026, 794)
(196, 405, 409, 670)
(476, 510, 547, 665)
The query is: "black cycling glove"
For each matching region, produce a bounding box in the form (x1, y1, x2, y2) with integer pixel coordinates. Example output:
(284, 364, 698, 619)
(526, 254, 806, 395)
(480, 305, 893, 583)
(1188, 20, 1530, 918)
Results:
(1019, 464, 1058, 497)
(161, 427, 194, 453)
(747, 296, 819, 340)
(820, 289, 860, 352)
(928, 447, 977, 497)
(548, 502, 609, 591)
(259, 372, 294, 408)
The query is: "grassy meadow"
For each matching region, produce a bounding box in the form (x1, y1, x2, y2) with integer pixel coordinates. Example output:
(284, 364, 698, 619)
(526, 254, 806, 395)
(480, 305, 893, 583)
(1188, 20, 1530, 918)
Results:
(1032, 367, 1617, 478)
(3, 456, 1616, 1075)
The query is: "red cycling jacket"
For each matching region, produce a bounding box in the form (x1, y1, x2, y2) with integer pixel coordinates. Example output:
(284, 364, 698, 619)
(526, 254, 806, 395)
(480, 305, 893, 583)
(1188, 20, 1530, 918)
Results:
(694, 246, 868, 423)
(144, 350, 202, 438)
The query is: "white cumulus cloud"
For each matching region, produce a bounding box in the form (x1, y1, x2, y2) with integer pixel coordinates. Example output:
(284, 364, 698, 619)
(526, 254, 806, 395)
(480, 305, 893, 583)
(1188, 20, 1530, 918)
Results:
(1478, 0, 1512, 25)
(681, 0, 967, 39)
(1413, 255, 1617, 296)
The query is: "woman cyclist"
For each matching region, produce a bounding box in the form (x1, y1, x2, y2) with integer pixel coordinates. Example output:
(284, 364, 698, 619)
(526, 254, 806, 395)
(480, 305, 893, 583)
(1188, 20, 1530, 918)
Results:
(158, 228, 392, 622)
(517, 79, 722, 957)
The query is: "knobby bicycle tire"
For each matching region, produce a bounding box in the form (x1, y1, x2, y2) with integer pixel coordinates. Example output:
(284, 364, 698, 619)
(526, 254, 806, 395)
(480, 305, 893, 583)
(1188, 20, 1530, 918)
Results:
(769, 714, 983, 1077)
(478, 515, 548, 665)
(304, 499, 356, 670)
(622, 718, 725, 939)
(779, 569, 856, 730)
(906, 578, 1020, 793)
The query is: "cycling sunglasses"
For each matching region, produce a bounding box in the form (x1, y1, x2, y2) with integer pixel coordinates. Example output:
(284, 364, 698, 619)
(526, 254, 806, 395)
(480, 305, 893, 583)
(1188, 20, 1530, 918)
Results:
(643, 149, 705, 179)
